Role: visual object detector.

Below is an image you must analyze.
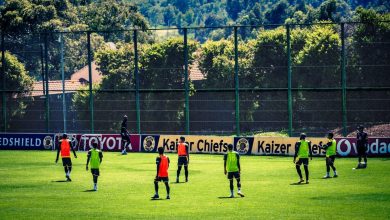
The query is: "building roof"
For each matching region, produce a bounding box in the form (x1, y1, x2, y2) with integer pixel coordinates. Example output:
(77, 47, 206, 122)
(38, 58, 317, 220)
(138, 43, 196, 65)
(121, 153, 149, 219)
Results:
(70, 61, 103, 83)
(189, 61, 205, 81)
(31, 80, 84, 97)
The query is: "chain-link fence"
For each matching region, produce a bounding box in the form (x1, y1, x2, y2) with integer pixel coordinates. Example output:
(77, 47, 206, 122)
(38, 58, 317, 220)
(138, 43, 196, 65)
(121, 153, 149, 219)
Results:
(1, 22, 389, 136)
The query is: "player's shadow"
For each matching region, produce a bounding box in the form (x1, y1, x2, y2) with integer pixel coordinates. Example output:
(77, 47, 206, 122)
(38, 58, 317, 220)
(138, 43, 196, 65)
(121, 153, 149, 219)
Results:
(52, 180, 68, 183)
(150, 198, 164, 201)
(290, 182, 307, 186)
(171, 182, 185, 184)
(83, 189, 96, 192)
(218, 196, 241, 199)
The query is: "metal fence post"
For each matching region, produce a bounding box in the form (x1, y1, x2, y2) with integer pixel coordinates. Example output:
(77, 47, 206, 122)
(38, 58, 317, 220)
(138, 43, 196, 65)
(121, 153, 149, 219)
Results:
(60, 33, 66, 132)
(184, 28, 190, 135)
(87, 31, 94, 133)
(133, 30, 141, 134)
(341, 23, 347, 137)
(1, 32, 6, 132)
(44, 33, 50, 133)
(234, 26, 240, 136)
(286, 25, 293, 137)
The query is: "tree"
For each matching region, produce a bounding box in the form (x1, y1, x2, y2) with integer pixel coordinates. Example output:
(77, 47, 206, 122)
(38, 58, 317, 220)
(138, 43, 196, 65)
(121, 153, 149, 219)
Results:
(0, 51, 33, 120)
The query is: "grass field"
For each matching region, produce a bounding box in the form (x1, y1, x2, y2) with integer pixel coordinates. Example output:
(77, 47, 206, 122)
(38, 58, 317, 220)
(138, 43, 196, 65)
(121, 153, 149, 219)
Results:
(0, 151, 389, 219)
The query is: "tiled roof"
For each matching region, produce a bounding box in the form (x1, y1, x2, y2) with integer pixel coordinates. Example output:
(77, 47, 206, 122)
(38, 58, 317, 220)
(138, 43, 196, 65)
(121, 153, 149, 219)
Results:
(70, 61, 103, 83)
(31, 80, 84, 97)
(189, 61, 205, 81)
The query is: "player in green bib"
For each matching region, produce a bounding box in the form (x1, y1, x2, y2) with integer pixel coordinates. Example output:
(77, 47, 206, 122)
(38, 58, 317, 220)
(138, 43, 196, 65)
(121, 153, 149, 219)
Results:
(293, 133, 312, 184)
(224, 144, 244, 198)
(86, 143, 103, 191)
(320, 132, 338, 178)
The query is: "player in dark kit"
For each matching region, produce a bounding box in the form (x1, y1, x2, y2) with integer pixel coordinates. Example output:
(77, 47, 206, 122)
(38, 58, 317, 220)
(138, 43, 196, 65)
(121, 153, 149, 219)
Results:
(55, 133, 77, 181)
(152, 147, 170, 200)
(86, 143, 103, 191)
(320, 132, 338, 178)
(176, 136, 189, 183)
(293, 133, 312, 184)
(224, 144, 244, 198)
(120, 115, 132, 155)
(356, 125, 368, 168)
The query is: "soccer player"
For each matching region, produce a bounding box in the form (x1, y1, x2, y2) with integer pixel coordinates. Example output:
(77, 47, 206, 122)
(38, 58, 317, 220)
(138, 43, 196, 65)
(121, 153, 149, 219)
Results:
(356, 125, 368, 167)
(55, 133, 77, 181)
(224, 144, 244, 198)
(151, 147, 170, 200)
(86, 143, 103, 191)
(176, 136, 189, 183)
(320, 132, 338, 178)
(120, 115, 132, 155)
(293, 133, 312, 184)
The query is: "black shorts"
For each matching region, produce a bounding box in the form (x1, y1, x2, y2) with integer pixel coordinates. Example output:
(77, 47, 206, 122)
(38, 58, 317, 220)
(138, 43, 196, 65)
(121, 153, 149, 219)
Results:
(296, 158, 309, 166)
(91, 168, 100, 176)
(227, 171, 240, 180)
(357, 147, 367, 156)
(121, 135, 130, 142)
(155, 177, 169, 182)
(326, 155, 336, 164)
(178, 156, 188, 166)
(62, 158, 72, 167)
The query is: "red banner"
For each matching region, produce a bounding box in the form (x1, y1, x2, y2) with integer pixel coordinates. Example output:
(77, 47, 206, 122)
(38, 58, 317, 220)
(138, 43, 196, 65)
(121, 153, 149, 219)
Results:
(336, 137, 390, 156)
(55, 134, 140, 152)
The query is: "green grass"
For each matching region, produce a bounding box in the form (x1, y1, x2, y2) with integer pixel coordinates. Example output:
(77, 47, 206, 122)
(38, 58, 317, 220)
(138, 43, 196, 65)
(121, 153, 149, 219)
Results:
(0, 151, 389, 219)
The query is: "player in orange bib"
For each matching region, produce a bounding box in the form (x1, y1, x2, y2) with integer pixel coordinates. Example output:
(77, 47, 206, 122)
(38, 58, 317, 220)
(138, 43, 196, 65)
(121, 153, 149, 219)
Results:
(151, 147, 170, 200)
(176, 136, 189, 183)
(55, 133, 77, 181)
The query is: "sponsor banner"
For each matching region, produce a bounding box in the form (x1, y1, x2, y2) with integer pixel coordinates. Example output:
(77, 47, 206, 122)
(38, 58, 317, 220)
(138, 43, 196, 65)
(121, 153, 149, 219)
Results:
(54, 134, 140, 152)
(141, 135, 234, 154)
(251, 137, 327, 156)
(336, 138, 390, 157)
(0, 133, 54, 150)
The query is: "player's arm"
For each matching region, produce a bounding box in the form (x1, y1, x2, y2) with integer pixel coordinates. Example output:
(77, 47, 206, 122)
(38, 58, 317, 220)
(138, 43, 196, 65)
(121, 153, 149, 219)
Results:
(155, 157, 160, 179)
(167, 157, 170, 168)
(99, 151, 103, 164)
(86, 151, 91, 171)
(308, 141, 313, 160)
(223, 154, 227, 175)
(186, 144, 190, 163)
(236, 153, 241, 173)
(364, 133, 368, 148)
(55, 142, 61, 163)
(293, 142, 300, 163)
(70, 141, 77, 158)
(320, 141, 331, 150)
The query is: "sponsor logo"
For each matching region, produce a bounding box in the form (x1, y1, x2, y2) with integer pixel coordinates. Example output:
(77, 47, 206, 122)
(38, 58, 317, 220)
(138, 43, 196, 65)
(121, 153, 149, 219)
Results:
(43, 136, 53, 150)
(143, 136, 156, 152)
(236, 138, 249, 154)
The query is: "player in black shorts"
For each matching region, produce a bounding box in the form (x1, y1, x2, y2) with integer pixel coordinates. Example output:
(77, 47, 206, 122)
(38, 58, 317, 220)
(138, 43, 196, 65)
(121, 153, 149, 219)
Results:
(356, 125, 368, 168)
(120, 115, 132, 155)
(293, 133, 312, 184)
(176, 137, 189, 183)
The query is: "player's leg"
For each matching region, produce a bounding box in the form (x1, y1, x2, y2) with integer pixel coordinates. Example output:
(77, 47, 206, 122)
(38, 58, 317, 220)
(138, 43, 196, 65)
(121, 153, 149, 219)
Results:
(235, 173, 244, 197)
(152, 179, 159, 199)
(330, 157, 337, 177)
(303, 159, 309, 183)
(295, 160, 304, 183)
(92, 169, 99, 191)
(184, 165, 188, 182)
(228, 172, 234, 197)
(176, 163, 182, 183)
(324, 157, 331, 178)
(164, 179, 170, 199)
(304, 165, 309, 183)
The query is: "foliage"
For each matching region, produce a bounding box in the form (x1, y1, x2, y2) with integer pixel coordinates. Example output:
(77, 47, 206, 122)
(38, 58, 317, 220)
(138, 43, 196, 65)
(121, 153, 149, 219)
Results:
(0, 51, 34, 119)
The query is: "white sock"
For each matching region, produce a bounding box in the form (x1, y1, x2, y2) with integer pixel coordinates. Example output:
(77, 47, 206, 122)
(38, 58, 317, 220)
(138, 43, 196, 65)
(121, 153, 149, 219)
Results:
(326, 172, 330, 176)
(238, 188, 241, 192)
(334, 171, 337, 175)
